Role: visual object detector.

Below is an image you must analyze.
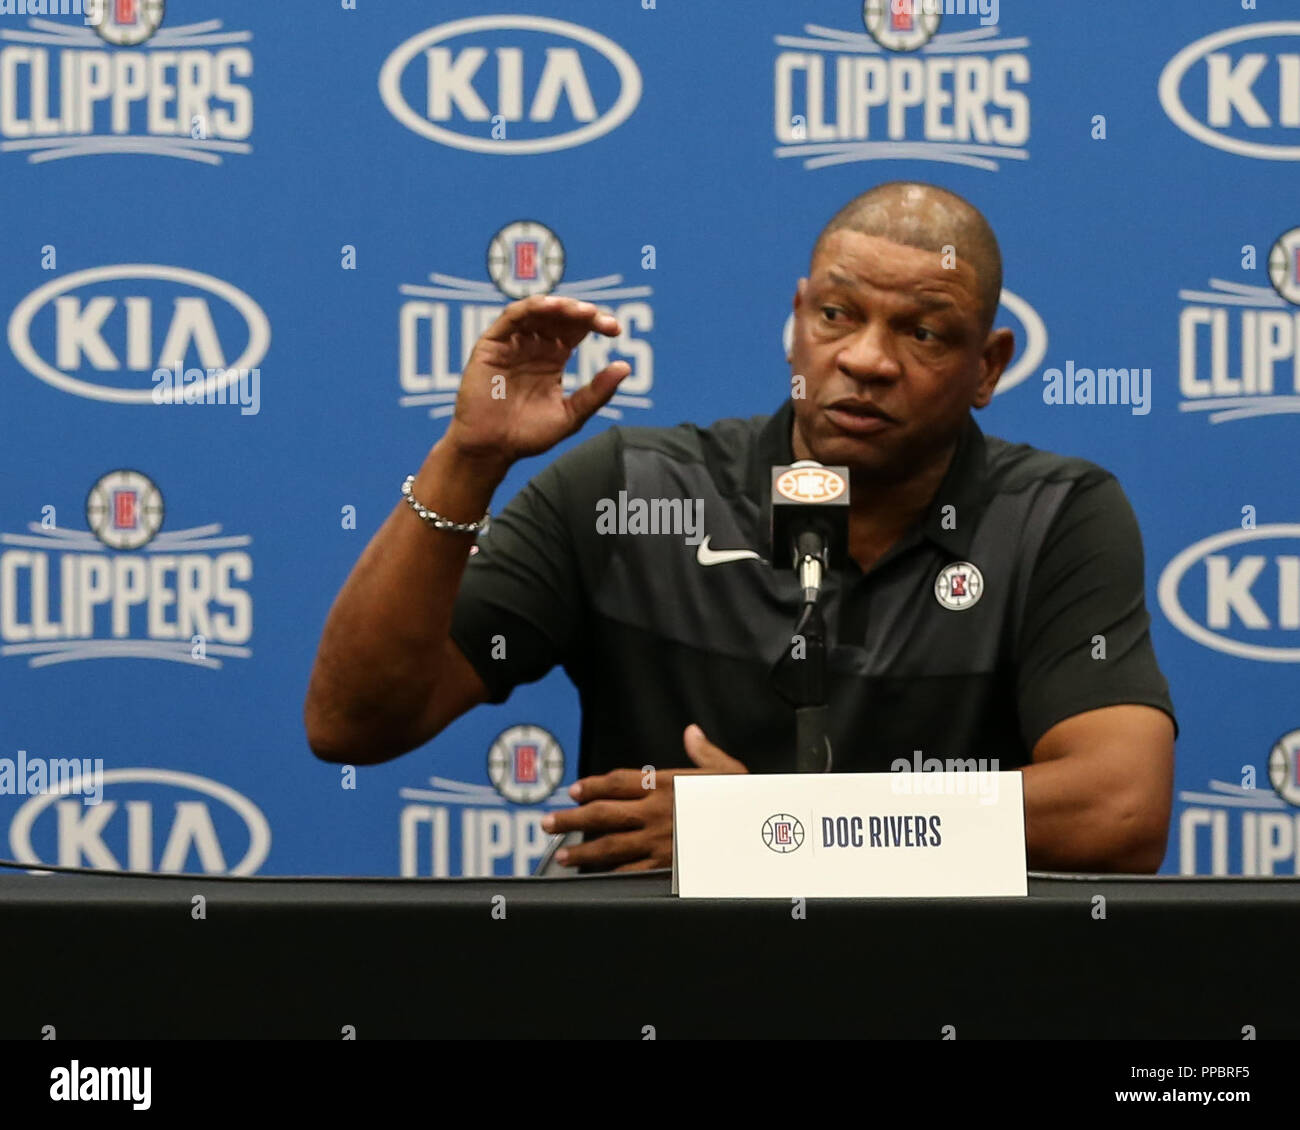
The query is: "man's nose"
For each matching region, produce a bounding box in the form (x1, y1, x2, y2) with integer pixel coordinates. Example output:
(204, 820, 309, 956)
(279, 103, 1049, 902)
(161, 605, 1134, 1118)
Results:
(836, 319, 903, 382)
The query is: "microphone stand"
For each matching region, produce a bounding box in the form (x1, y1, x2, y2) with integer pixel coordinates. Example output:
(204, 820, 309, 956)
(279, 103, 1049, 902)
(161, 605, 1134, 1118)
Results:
(791, 532, 832, 773)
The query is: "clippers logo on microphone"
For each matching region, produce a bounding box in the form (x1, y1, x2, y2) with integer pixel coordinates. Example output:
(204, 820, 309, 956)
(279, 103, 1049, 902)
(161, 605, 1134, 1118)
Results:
(775, 465, 847, 505)
(770, 461, 850, 573)
(935, 562, 984, 610)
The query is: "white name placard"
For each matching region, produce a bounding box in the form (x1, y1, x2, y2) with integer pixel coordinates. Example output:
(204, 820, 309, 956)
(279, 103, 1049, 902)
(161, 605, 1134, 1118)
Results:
(672, 772, 1026, 898)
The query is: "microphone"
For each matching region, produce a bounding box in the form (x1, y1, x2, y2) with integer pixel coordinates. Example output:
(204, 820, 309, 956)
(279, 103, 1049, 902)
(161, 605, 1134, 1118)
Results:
(769, 460, 850, 604)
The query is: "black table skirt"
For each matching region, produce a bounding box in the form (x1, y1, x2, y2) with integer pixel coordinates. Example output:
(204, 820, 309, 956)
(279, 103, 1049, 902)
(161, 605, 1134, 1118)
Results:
(2, 869, 1297, 1039)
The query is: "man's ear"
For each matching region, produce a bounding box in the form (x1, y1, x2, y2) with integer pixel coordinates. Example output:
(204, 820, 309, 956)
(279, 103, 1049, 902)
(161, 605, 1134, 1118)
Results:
(973, 327, 1015, 408)
(788, 279, 807, 362)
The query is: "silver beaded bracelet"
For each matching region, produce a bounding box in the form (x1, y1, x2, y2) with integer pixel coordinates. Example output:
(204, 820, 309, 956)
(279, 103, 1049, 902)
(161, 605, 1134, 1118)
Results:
(400, 475, 490, 535)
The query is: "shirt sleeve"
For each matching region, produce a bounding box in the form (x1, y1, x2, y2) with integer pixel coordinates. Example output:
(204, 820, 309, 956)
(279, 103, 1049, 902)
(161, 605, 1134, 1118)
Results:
(448, 426, 622, 705)
(1015, 471, 1179, 752)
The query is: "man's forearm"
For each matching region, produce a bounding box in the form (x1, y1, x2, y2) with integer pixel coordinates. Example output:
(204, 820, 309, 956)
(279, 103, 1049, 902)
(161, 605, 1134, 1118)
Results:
(303, 438, 507, 761)
(1020, 756, 1169, 873)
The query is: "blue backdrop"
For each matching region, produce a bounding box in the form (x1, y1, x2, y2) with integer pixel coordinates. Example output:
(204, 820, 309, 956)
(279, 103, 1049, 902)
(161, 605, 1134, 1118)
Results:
(1, 0, 1297, 877)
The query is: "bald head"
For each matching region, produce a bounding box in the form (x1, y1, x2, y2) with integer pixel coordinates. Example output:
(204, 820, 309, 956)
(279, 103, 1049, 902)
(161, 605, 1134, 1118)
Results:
(811, 182, 1003, 334)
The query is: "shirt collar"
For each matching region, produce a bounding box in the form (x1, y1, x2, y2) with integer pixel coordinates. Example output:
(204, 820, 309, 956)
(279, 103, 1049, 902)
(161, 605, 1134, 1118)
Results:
(752, 399, 989, 562)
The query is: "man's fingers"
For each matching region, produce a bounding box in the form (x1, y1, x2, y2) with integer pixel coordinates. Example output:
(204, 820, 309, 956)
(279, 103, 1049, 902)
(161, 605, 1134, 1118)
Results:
(683, 724, 747, 772)
(542, 798, 644, 836)
(565, 362, 631, 429)
(560, 831, 647, 871)
(614, 858, 662, 873)
(568, 768, 644, 803)
(482, 294, 622, 345)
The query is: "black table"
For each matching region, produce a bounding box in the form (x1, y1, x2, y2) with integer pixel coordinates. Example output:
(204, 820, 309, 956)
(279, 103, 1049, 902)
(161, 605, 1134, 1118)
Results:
(2, 868, 1297, 1039)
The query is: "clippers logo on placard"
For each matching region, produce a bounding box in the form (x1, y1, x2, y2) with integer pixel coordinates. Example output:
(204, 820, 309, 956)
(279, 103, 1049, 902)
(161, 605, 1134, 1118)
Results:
(775, 466, 847, 504)
(762, 813, 805, 853)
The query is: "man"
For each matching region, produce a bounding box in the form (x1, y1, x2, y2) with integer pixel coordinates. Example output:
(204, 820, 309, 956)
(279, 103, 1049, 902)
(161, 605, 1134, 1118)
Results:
(305, 182, 1177, 874)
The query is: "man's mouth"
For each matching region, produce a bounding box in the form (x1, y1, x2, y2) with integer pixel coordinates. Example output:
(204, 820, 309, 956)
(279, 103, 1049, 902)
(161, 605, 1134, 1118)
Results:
(824, 400, 898, 434)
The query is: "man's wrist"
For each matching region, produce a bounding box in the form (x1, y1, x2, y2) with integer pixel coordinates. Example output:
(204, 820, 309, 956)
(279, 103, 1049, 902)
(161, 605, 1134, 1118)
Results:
(438, 428, 515, 484)
(410, 438, 510, 525)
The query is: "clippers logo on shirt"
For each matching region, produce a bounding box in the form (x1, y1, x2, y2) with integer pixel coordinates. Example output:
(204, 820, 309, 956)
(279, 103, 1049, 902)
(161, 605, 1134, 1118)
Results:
(934, 561, 984, 610)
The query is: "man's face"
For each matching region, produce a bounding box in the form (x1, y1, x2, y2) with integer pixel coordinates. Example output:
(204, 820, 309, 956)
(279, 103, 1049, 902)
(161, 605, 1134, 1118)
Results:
(789, 230, 1011, 483)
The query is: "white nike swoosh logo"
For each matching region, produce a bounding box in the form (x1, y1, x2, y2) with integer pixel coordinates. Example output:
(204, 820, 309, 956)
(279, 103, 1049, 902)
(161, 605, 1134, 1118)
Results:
(696, 535, 762, 566)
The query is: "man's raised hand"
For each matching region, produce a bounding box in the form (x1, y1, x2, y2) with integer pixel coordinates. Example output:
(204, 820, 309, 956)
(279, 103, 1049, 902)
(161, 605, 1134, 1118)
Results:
(445, 295, 630, 474)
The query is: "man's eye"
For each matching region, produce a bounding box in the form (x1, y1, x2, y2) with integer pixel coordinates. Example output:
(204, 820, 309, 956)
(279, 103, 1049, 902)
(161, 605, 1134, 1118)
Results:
(913, 326, 937, 342)
(820, 306, 843, 322)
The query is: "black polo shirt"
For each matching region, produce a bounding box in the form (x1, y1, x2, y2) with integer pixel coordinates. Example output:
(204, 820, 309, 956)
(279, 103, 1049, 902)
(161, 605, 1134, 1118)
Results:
(449, 400, 1178, 775)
